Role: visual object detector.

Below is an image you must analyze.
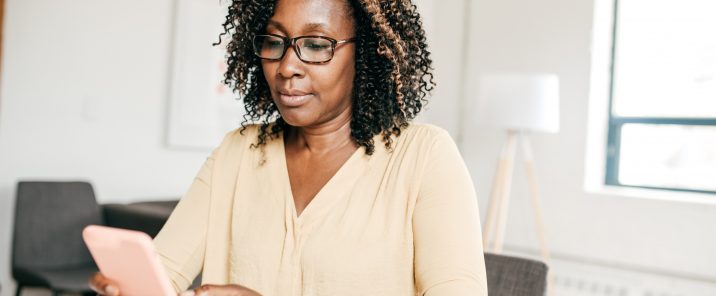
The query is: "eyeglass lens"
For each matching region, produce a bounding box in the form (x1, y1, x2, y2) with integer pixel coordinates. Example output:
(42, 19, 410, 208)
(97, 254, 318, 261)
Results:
(254, 35, 334, 63)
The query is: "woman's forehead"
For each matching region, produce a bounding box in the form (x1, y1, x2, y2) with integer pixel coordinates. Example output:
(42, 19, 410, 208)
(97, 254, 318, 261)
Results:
(269, 0, 354, 36)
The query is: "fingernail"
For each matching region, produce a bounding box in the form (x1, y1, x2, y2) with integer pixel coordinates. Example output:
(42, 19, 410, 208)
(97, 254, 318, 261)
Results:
(179, 291, 195, 296)
(105, 285, 118, 295)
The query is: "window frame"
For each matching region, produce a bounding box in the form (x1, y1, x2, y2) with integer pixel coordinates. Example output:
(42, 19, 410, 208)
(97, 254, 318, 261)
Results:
(604, 0, 716, 195)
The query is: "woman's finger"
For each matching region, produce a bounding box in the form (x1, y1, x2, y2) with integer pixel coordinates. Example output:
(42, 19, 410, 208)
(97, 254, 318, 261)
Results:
(184, 284, 261, 296)
(88, 272, 120, 296)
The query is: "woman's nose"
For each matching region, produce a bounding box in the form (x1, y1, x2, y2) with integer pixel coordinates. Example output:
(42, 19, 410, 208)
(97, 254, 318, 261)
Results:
(277, 46, 306, 79)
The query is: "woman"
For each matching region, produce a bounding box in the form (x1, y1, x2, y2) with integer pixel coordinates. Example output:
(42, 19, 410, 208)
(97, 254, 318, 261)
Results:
(91, 0, 487, 295)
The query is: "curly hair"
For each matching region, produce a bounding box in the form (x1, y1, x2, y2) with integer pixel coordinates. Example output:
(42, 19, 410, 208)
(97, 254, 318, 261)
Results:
(217, 0, 435, 155)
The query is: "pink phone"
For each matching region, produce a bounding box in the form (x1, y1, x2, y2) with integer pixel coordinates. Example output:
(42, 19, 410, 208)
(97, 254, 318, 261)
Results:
(82, 225, 176, 296)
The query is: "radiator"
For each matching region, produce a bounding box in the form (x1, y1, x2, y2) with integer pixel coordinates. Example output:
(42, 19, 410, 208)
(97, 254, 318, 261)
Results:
(546, 257, 716, 296)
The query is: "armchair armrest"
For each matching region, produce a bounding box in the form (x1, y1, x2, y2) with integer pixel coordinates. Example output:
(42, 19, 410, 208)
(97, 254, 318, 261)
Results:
(102, 200, 178, 238)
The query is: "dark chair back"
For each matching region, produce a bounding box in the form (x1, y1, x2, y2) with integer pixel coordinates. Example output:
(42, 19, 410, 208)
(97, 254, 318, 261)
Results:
(103, 200, 178, 238)
(12, 181, 103, 271)
(484, 253, 548, 296)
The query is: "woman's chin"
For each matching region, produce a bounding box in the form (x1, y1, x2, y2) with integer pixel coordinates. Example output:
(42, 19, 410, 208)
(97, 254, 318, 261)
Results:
(278, 110, 317, 127)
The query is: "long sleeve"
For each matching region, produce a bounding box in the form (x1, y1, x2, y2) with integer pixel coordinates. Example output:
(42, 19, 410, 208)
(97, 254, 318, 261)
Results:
(153, 139, 224, 292)
(413, 129, 488, 295)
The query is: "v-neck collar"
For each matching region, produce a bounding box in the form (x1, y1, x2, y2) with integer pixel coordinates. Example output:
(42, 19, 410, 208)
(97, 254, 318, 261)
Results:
(276, 132, 368, 224)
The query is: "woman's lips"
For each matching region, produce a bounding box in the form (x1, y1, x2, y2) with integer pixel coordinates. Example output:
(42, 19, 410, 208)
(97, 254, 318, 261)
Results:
(278, 93, 312, 107)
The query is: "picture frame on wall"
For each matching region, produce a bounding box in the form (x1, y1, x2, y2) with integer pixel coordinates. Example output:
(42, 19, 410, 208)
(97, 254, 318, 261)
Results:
(167, 0, 246, 150)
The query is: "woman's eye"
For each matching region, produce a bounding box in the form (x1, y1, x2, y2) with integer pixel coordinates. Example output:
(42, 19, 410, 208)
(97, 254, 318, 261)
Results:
(267, 40, 283, 48)
(303, 41, 330, 51)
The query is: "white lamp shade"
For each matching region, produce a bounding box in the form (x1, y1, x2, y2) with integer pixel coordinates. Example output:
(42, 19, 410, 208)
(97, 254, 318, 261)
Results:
(473, 73, 560, 133)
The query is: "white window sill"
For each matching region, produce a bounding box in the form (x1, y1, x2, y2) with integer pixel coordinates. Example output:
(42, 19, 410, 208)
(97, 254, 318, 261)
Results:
(585, 184, 716, 206)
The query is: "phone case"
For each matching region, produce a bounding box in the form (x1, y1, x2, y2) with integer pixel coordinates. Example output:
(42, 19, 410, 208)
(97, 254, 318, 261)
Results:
(82, 225, 176, 296)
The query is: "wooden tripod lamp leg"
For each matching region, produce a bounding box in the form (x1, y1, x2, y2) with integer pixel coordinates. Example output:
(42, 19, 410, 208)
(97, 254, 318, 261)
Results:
(483, 131, 519, 252)
(520, 133, 555, 296)
(520, 134, 551, 261)
(482, 144, 508, 250)
(492, 131, 518, 252)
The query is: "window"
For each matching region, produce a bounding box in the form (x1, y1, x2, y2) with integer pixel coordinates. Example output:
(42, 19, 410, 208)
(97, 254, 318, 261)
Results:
(606, 0, 716, 194)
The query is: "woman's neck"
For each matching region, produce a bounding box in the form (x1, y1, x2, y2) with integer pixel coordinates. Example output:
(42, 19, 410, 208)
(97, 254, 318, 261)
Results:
(284, 112, 356, 155)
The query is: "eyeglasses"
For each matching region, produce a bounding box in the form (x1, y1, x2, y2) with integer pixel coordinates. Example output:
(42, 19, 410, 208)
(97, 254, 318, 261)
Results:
(253, 34, 356, 64)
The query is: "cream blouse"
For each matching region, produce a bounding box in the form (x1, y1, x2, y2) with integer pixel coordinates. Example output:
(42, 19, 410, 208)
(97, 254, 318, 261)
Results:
(154, 123, 488, 296)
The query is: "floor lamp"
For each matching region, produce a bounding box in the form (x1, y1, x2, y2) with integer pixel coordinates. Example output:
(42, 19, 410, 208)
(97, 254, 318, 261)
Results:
(474, 73, 560, 263)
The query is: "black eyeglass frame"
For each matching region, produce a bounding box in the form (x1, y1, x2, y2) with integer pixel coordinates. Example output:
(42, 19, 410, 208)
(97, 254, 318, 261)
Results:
(252, 33, 356, 64)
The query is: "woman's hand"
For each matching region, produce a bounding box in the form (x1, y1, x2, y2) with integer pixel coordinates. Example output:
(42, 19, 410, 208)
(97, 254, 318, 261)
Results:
(179, 284, 262, 296)
(88, 272, 120, 296)
(90, 272, 261, 296)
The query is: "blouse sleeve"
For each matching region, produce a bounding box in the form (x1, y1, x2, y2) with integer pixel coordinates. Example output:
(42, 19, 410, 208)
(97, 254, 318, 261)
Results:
(153, 135, 227, 292)
(413, 129, 488, 295)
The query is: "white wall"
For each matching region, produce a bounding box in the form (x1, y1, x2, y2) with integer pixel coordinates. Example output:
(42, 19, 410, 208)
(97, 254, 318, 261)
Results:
(461, 0, 716, 282)
(0, 0, 467, 295)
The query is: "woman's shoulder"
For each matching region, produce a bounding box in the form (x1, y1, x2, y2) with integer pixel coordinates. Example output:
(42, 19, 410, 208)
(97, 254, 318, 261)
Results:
(400, 122, 455, 148)
(373, 122, 459, 163)
(213, 123, 264, 153)
(404, 122, 449, 135)
(402, 122, 464, 163)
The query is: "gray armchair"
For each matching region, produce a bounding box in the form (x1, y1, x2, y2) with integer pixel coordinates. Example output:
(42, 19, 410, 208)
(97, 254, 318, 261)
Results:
(12, 181, 102, 296)
(484, 253, 548, 296)
(12, 181, 178, 296)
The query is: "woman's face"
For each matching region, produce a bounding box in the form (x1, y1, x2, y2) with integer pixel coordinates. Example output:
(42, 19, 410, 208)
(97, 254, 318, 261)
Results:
(261, 0, 356, 128)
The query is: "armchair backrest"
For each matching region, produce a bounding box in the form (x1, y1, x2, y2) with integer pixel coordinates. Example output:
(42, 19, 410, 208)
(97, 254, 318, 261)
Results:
(12, 181, 103, 271)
